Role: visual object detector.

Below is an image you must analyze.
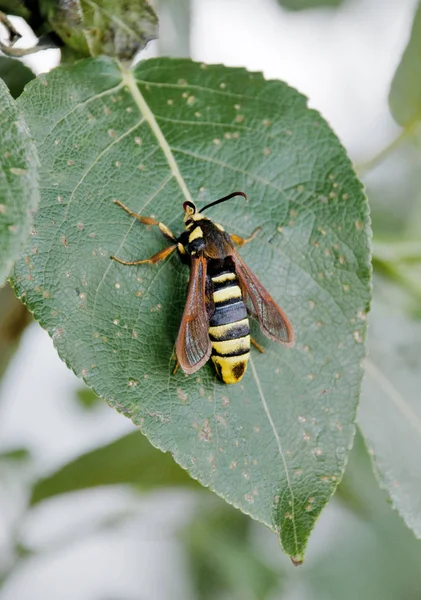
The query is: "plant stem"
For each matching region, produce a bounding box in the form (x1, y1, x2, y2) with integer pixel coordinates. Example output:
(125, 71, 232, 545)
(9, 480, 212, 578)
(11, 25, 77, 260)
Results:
(355, 125, 416, 176)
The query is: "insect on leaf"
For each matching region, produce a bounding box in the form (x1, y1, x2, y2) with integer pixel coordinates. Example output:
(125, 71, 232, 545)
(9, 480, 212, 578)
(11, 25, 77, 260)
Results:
(14, 57, 371, 562)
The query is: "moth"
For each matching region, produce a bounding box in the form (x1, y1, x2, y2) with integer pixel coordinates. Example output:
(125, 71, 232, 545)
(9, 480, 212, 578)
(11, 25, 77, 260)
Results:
(111, 192, 294, 383)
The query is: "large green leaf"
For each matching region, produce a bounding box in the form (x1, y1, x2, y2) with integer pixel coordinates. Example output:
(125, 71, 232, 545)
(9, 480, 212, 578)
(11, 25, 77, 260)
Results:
(30, 430, 197, 504)
(14, 56, 371, 561)
(359, 299, 421, 537)
(389, 0, 421, 126)
(0, 78, 38, 286)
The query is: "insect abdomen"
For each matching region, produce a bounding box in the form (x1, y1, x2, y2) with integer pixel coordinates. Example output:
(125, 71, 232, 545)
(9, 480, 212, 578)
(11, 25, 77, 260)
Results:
(208, 270, 250, 384)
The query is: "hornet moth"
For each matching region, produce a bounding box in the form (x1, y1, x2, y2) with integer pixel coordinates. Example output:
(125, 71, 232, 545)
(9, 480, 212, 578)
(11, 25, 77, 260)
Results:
(111, 192, 294, 384)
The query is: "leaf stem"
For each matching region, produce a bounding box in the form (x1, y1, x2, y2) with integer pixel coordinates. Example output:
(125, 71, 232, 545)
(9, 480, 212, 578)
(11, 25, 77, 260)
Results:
(355, 125, 416, 176)
(373, 256, 421, 303)
(373, 239, 421, 263)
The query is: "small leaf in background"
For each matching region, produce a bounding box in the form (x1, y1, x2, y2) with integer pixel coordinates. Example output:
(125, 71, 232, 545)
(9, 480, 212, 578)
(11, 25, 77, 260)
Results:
(358, 298, 421, 538)
(277, 0, 343, 11)
(40, 0, 158, 59)
(15, 56, 371, 561)
(30, 430, 198, 505)
(75, 386, 102, 409)
(0, 78, 38, 286)
(389, 0, 421, 126)
(0, 447, 31, 462)
(0, 57, 34, 99)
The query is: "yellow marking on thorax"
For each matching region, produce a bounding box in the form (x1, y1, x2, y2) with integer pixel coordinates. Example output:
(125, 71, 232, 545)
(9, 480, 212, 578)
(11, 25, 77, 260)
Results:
(213, 285, 242, 304)
(211, 353, 250, 384)
(188, 226, 203, 243)
(215, 223, 225, 232)
(212, 272, 236, 284)
(211, 335, 250, 355)
(208, 318, 248, 340)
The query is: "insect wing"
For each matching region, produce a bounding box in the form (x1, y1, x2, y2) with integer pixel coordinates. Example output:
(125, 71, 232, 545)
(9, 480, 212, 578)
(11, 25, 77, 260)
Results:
(231, 251, 294, 345)
(176, 255, 212, 374)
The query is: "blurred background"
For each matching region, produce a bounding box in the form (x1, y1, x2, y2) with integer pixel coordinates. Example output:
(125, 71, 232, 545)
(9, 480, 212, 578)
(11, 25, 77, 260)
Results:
(1, 0, 421, 598)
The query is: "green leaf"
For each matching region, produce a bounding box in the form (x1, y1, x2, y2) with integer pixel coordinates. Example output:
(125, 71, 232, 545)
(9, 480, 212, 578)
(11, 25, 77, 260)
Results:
(74, 385, 102, 409)
(277, 0, 343, 10)
(303, 427, 421, 600)
(15, 56, 371, 561)
(389, 0, 421, 126)
(359, 299, 421, 538)
(0, 57, 34, 99)
(184, 499, 281, 600)
(31, 430, 198, 504)
(40, 0, 158, 59)
(0, 78, 38, 286)
(0, 447, 30, 462)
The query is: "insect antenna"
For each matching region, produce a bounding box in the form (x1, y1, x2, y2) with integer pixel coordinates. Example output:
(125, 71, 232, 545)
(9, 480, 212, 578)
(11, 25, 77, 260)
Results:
(200, 191, 247, 213)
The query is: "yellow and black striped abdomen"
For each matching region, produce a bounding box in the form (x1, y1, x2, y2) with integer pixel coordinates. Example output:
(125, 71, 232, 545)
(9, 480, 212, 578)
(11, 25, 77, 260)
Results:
(209, 270, 250, 384)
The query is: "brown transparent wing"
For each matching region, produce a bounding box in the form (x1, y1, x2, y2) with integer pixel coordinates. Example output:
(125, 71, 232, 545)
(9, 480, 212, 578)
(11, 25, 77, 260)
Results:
(176, 255, 212, 374)
(231, 251, 294, 346)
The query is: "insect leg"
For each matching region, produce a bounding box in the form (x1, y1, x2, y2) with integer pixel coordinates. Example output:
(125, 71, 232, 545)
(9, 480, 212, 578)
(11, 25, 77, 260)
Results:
(230, 226, 261, 247)
(113, 199, 176, 242)
(250, 337, 264, 353)
(172, 359, 180, 375)
(111, 244, 177, 266)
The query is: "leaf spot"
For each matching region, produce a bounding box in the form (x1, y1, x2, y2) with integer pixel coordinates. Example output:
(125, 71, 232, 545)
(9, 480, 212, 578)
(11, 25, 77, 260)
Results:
(213, 138, 221, 145)
(177, 387, 188, 402)
(10, 168, 27, 175)
(235, 114, 244, 123)
(199, 419, 212, 441)
(343, 284, 350, 292)
(77, 222, 84, 230)
(355, 220, 364, 230)
(167, 99, 173, 105)
(220, 82, 226, 89)
(67, 160, 74, 166)
(353, 330, 363, 343)
(0, 204, 6, 214)
(108, 129, 116, 138)
(115, 282, 121, 289)
(312, 448, 323, 456)
(230, 461, 237, 469)
(187, 95, 195, 106)
(135, 137, 142, 145)
(263, 147, 271, 156)
(245, 493, 254, 503)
